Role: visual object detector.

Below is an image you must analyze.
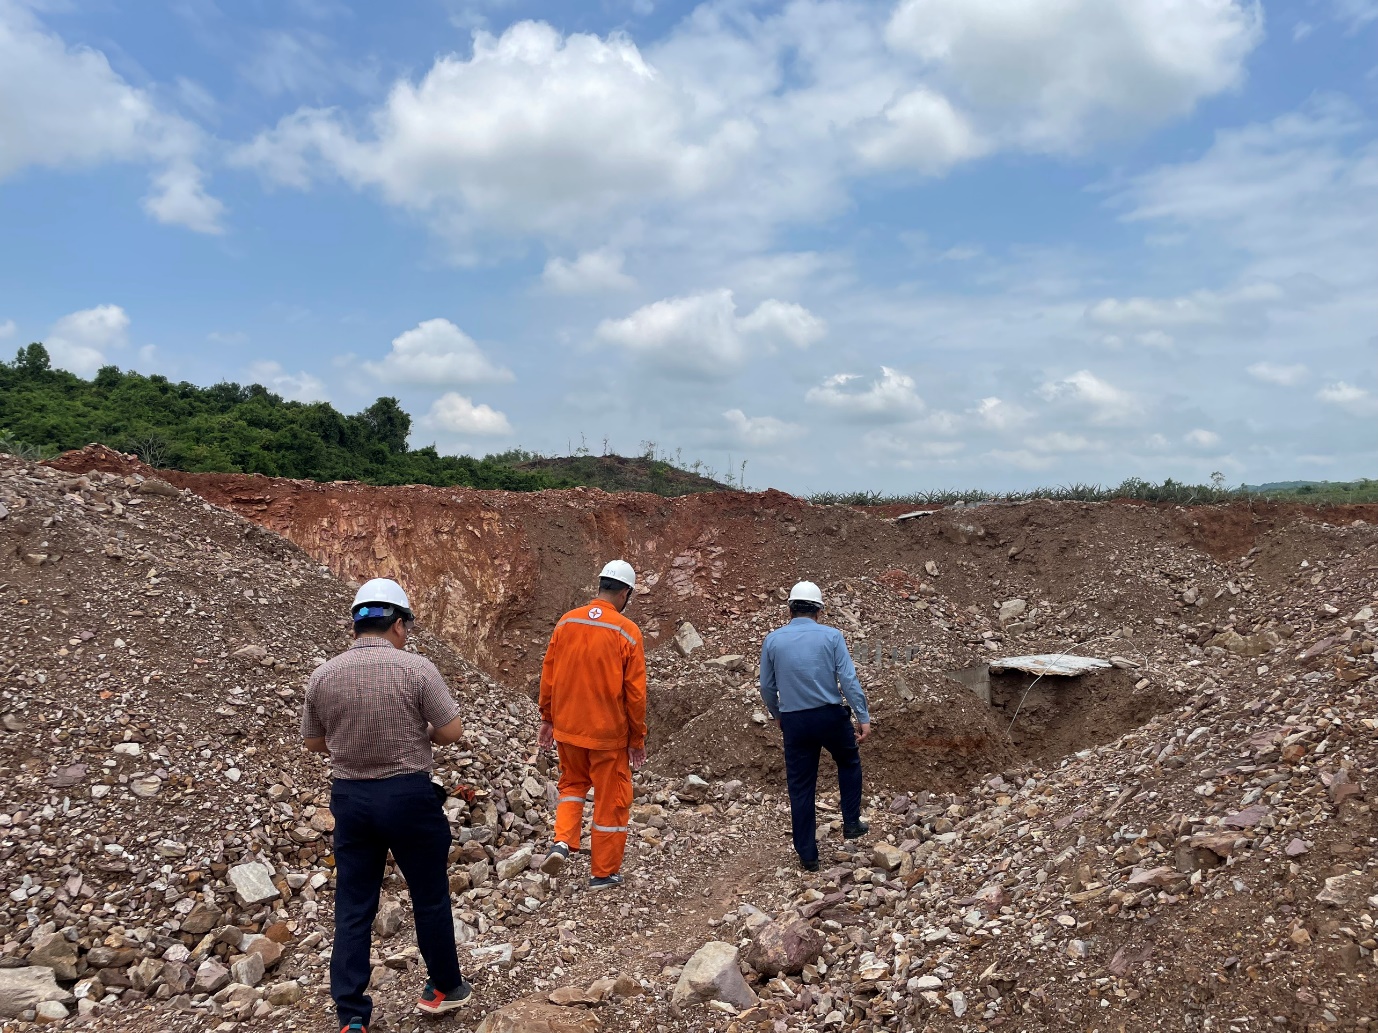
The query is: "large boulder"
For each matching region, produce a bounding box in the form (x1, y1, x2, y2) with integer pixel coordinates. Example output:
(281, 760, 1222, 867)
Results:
(671, 623, 704, 657)
(672, 941, 759, 1010)
(26, 933, 78, 981)
(0, 968, 74, 1019)
(745, 919, 824, 977)
(476, 995, 601, 1033)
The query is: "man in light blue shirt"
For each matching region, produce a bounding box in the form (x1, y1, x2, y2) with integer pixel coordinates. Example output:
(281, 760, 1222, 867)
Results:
(759, 580, 871, 871)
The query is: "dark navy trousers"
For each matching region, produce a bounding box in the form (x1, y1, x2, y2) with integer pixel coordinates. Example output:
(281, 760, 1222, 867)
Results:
(329, 771, 463, 1027)
(780, 704, 863, 865)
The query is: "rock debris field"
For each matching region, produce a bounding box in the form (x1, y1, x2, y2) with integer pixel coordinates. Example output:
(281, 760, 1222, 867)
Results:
(3, 447, 1376, 1033)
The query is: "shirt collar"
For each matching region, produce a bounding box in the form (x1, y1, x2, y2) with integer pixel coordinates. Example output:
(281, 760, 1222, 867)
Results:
(349, 637, 394, 649)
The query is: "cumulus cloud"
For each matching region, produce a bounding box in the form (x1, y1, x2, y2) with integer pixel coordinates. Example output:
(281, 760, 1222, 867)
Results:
(45, 304, 129, 376)
(232, 2, 1261, 249)
(246, 360, 327, 402)
(885, 0, 1262, 149)
(235, 20, 749, 238)
(1317, 381, 1372, 411)
(542, 249, 636, 293)
(805, 367, 925, 422)
(596, 289, 823, 378)
(1184, 428, 1221, 448)
(1027, 431, 1097, 454)
(854, 87, 986, 171)
(364, 319, 513, 386)
(971, 396, 1031, 431)
(0, 3, 223, 232)
(734, 299, 827, 349)
(723, 409, 801, 448)
(1248, 361, 1308, 386)
(0, 319, 14, 340)
(425, 392, 513, 435)
(1038, 369, 1142, 424)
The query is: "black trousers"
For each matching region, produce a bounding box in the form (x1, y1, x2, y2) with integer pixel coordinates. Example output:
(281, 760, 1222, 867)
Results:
(780, 704, 863, 865)
(330, 771, 463, 1026)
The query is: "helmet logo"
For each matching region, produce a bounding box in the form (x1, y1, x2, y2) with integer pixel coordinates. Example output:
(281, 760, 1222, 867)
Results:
(588, 606, 603, 619)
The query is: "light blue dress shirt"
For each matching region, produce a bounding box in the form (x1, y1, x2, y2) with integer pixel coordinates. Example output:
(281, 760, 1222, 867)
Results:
(759, 617, 870, 723)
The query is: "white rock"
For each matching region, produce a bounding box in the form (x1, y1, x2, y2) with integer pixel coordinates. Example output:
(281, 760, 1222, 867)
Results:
(0, 968, 73, 1019)
(228, 862, 279, 906)
(672, 941, 758, 1010)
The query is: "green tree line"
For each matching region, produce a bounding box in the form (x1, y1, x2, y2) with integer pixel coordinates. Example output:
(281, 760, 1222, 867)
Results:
(0, 343, 564, 490)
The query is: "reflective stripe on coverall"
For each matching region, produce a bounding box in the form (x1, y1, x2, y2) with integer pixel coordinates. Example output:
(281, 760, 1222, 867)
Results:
(539, 600, 647, 878)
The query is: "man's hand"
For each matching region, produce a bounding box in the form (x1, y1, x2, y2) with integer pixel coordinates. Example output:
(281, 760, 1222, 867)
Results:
(856, 722, 872, 743)
(628, 746, 647, 771)
(303, 736, 327, 754)
(538, 720, 555, 751)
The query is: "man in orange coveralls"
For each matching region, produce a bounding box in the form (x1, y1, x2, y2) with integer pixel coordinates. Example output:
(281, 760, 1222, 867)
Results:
(536, 559, 647, 890)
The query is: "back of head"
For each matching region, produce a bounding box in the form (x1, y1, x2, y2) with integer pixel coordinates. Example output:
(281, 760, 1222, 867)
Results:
(788, 579, 823, 618)
(351, 577, 414, 635)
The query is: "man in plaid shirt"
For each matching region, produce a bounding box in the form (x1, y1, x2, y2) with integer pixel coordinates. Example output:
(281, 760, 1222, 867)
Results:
(302, 578, 472, 1033)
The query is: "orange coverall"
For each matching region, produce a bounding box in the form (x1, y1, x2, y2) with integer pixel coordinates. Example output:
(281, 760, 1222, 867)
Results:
(538, 600, 647, 878)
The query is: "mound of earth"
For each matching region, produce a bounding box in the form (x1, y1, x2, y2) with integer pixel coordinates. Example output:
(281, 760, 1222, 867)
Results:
(511, 454, 732, 496)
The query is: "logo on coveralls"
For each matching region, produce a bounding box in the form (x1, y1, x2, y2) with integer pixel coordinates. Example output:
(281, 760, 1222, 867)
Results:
(588, 606, 603, 619)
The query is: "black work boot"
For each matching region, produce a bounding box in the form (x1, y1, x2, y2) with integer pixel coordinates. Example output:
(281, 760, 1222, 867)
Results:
(843, 820, 870, 840)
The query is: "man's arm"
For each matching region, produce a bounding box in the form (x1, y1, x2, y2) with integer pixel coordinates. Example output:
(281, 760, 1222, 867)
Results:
(430, 716, 465, 746)
(300, 679, 328, 754)
(417, 662, 465, 749)
(537, 628, 559, 750)
(758, 635, 780, 719)
(833, 632, 871, 739)
(624, 634, 648, 769)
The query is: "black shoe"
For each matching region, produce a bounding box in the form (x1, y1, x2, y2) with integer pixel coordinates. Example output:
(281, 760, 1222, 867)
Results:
(801, 859, 820, 872)
(540, 842, 570, 875)
(588, 873, 624, 890)
(843, 820, 870, 840)
(416, 978, 474, 1016)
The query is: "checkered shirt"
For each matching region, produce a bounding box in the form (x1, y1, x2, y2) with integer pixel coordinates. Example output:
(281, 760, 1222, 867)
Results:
(301, 638, 462, 781)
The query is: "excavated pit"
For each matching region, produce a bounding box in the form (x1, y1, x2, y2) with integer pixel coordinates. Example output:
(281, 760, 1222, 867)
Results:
(44, 445, 1378, 797)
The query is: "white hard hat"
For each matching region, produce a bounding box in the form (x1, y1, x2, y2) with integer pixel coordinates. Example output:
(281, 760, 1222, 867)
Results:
(788, 581, 824, 606)
(352, 578, 413, 620)
(599, 559, 636, 590)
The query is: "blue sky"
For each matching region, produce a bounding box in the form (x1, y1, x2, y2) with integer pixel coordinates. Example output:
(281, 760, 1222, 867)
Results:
(1, 0, 1375, 493)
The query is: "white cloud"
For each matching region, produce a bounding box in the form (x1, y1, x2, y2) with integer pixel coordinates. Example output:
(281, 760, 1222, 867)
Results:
(45, 304, 129, 376)
(723, 409, 801, 448)
(734, 299, 827, 349)
(971, 396, 1031, 431)
(855, 87, 986, 171)
(886, 0, 1262, 150)
(542, 248, 636, 293)
(425, 392, 513, 435)
(236, 20, 749, 239)
(234, 3, 1261, 251)
(596, 289, 823, 378)
(0, 3, 223, 232)
(1038, 369, 1142, 424)
(364, 319, 513, 386)
(1184, 428, 1221, 448)
(1317, 381, 1372, 411)
(1085, 282, 1282, 328)
(0, 319, 14, 340)
(246, 360, 328, 402)
(1248, 361, 1308, 386)
(805, 367, 925, 422)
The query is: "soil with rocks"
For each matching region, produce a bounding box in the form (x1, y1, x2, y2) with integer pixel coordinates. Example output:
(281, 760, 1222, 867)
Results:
(0, 444, 1372, 1033)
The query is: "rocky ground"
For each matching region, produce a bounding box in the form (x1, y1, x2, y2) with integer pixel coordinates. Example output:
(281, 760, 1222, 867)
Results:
(2, 449, 1374, 1032)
